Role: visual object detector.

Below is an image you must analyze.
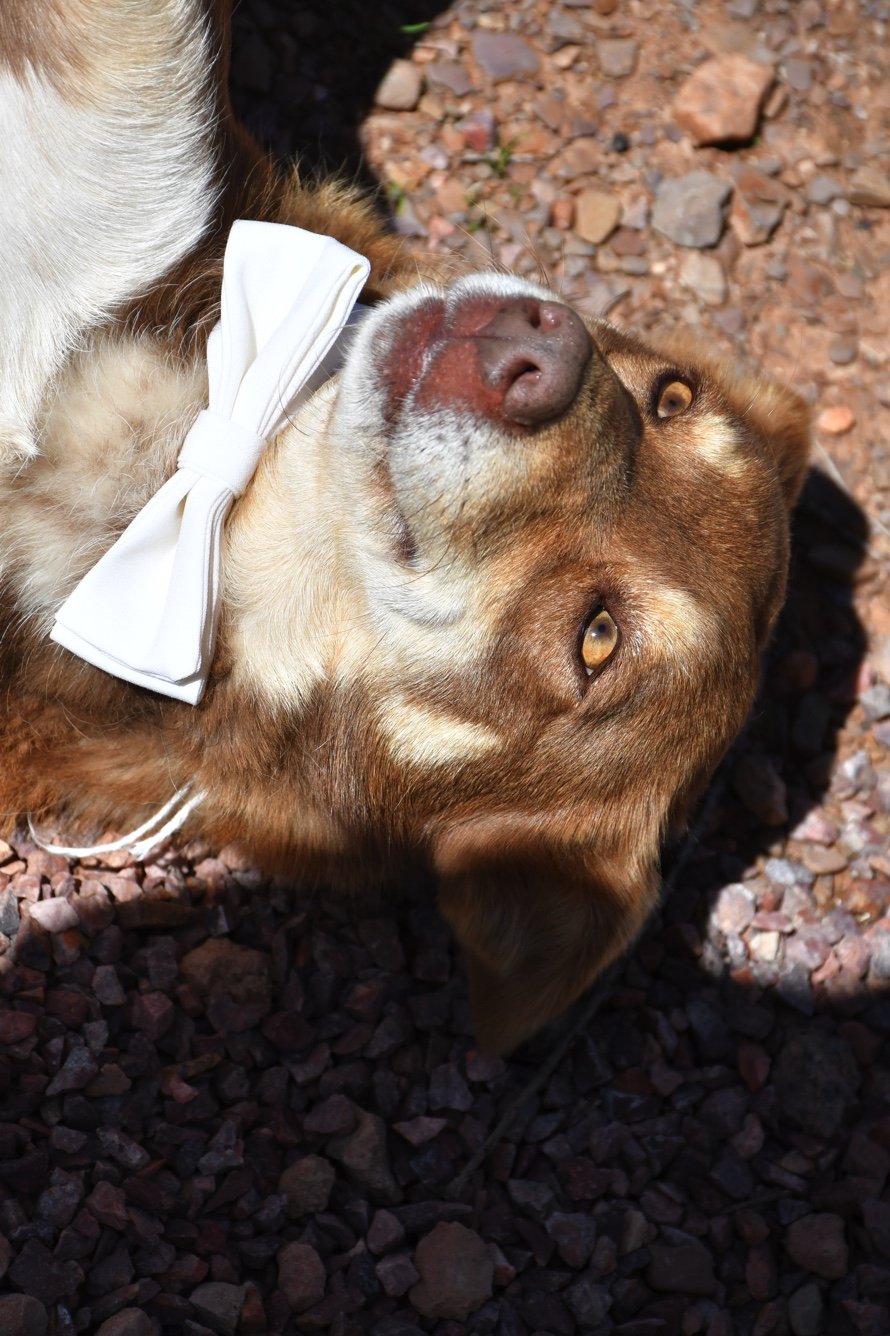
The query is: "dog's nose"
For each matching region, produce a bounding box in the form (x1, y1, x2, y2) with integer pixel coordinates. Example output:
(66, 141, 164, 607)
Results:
(471, 298, 592, 427)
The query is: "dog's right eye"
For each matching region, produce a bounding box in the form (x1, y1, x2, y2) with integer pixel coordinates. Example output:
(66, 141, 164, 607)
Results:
(581, 608, 619, 674)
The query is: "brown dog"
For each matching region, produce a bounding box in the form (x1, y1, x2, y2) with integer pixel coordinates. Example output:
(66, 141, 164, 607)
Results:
(0, 1, 809, 1052)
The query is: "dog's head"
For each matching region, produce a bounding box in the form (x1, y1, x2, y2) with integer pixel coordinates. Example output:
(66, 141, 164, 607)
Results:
(222, 271, 809, 1052)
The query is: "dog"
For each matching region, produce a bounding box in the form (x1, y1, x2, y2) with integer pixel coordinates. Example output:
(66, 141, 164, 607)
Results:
(0, 0, 809, 1052)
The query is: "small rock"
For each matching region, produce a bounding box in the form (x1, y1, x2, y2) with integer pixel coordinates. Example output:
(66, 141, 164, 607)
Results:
(410, 1222, 494, 1321)
(278, 1155, 336, 1218)
(45, 1046, 98, 1096)
(680, 250, 729, 307)
(457, 109, 497, 155)
(773, 1032, 859, 1138)
(597, 39, 638, 78)
(426, 60, 473, 97)
(674, 55, 774, 145)
(847, 167, 890, 208)
(368, 1209, 405, 1256)
(788, 1282, 825, 1336)
(28, 897, 79, 933)
(375, 59, 422, 111)
(471, 32, 540, 82)
(816, 405, 855, 435)
(785, 1213, 848, 1279)
(189, 1282, 246, 1336)
(564, 1274, 612, 1326)
(574, 188, 621, 244)
(328, 1109, 401, 1204)
(713, 883, 756, 935)
(96, 1310, 154, 1336)
(180, 938, 271, 1033)
(547, 1212, 598, 1268)
(0, 1294, 48, 1336)
(376, 1252, 420, 1298)
(652, 171, 732, 248)
(276, 1242, 325, 1314)
(647, 1243, 716, 1295)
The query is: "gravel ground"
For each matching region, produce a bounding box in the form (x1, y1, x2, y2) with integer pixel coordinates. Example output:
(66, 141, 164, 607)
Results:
(2, 1, 890, 1333)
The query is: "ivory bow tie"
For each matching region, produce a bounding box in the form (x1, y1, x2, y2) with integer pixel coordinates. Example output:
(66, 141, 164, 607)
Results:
(50, 220, 370, 704)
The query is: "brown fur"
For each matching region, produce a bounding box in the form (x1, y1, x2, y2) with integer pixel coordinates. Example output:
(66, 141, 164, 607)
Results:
(0, 1, 809, 1053)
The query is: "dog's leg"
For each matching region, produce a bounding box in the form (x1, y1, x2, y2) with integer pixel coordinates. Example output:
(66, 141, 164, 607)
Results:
(0, 1, 220, 467)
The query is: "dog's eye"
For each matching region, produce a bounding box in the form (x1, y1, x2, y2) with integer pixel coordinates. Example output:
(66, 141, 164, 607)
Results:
(656, 379, 694, 419)
(581, 608, 619, 674)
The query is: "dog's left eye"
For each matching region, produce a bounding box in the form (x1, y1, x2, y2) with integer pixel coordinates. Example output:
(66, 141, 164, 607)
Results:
(581, 608, 619, 674)
(656, 379, 694, 419)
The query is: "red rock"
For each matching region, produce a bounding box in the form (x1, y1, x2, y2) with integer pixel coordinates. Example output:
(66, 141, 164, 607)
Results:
(367, 1208, 405, 1256)
(375, 1251, 419, 1297)
(131, 991, 174, 1040)
(0, 1294, 48, 1336)
(816, 405, 855, 435)
(278, 1155, 336, 1217)
(785, 1213, 848, 1278)
(276, 1241, 325, 1313)
(95, 1311, 154, 1336)
(0, 1009, 37, 1042)
(87, 1181, 129, 1231)
(180, 938, 271, 1032)
(328, 1109, 401, 1204)
(189, 1281, 246, 1336)
(302, 1094, 357, 1137)
(674, 55, 774, 145)
(410, 1222, 494, 1321)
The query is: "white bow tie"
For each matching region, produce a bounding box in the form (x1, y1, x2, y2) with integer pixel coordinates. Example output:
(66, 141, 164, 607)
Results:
(50, 220, 370, 703)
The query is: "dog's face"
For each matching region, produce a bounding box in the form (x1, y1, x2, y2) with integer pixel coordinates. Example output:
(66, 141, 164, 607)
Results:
(223, 272, 808, 1052)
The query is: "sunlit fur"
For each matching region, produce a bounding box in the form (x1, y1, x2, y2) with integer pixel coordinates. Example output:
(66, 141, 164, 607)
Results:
(0, 0, 810, 1053)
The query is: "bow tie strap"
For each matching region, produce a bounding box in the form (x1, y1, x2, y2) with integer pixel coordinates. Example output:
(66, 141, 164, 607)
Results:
(178, 410, 267, 497)
(49, 221, 370, 704)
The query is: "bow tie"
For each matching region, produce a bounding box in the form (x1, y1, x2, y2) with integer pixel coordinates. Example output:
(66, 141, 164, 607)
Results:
(50, 220, 370, 703)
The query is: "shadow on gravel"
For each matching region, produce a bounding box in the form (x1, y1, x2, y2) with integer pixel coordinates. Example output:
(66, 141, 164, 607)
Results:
(229, 0, 455, 185)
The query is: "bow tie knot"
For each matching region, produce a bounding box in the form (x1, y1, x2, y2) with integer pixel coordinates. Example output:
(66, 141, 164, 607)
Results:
(178, 410, 267, 498)
(49, 221, 370, 703)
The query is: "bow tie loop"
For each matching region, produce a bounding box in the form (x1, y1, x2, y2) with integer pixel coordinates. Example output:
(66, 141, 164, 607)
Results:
(49, 221, 370, 703)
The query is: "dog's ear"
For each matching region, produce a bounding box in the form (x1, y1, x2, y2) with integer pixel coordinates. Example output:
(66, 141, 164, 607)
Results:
(746, 376, 811, 509)
(434, 815, 659, 1054)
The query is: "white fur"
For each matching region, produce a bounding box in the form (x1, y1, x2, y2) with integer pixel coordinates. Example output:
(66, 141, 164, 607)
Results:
(0, 1, 217, 465)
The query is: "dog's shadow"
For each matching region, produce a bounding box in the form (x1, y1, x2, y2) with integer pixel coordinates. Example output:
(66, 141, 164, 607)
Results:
(229, 0, 455, 185)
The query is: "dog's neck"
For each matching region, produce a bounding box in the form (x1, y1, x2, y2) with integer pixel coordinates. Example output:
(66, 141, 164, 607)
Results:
(221, 377, 348, 712)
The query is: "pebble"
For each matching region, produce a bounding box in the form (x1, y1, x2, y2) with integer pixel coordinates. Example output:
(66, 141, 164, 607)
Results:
(597, 39, 638, 79)
(574, 188, 621, 244)
(673, 54, 775, 145)
(471, 32, 540, 82)
(278, 1155, 336, 1217)
(816, 405, 856, 435)
(95, 1312, 153, 1336)
(375, 60, 423, 111)
(27, 897, 79, 933)
(276, 1241, 325, 1313)
(788, 1282, 825, 1336)
(773, 1032, 859, 1138)
(652, 171, 732, 248)
(679, 252, 728, 307)
(646, 1242, 717, 1295)
(189, 1283, 245, 1336)
(410, 1222, 494, 1321)
(0, 1295, 48, 1336)
(785, 1213, 849, 1279)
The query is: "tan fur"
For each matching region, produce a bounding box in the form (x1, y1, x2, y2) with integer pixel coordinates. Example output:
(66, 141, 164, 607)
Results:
(0, 0, 810, 1053)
